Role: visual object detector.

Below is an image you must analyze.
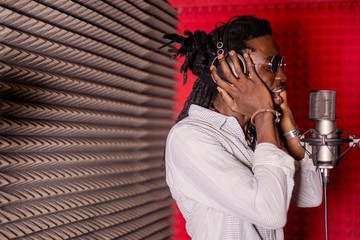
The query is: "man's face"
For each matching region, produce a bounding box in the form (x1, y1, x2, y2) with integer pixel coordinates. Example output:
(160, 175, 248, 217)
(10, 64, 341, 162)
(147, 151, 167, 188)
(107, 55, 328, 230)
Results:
(246, 35, 287, 96)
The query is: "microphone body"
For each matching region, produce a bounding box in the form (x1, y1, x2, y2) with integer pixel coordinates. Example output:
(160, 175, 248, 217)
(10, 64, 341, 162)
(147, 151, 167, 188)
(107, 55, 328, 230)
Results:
(300, 90, 359, 240)
(309, 90, 339, 169)
(301, 90, 358, 170)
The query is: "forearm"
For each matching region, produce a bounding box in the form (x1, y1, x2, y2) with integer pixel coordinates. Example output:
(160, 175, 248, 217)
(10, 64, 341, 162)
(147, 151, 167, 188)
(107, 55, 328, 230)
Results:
(280, 107, 305, 160)
(253, 111, 281, 148)
(282, 129, 304, 160)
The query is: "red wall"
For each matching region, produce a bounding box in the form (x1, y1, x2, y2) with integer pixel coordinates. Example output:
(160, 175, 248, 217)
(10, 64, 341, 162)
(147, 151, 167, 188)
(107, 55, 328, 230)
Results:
(168, 1, 360, 239)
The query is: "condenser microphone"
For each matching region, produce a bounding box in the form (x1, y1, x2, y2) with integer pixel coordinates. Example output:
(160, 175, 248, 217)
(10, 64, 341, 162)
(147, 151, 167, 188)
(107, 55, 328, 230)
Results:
(301, 90, 359, 181)
(308, 90, 339, 169)
(300, 90, 359, 240)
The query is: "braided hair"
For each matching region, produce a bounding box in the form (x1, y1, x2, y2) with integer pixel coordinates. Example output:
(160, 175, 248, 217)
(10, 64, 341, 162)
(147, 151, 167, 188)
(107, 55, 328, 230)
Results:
(161, 15, 272, 122)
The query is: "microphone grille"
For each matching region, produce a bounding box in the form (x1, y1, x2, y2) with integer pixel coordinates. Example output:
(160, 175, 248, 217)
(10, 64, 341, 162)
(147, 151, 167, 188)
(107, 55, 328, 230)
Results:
(309, 90, 336, 121)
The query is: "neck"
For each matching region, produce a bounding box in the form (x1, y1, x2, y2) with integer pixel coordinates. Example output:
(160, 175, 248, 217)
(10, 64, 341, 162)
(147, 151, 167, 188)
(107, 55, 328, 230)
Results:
(212, 96, 250, 128)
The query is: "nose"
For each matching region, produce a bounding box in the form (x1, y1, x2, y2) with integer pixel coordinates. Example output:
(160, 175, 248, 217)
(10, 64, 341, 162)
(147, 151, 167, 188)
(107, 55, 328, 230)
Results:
(275, 67, 287, 83)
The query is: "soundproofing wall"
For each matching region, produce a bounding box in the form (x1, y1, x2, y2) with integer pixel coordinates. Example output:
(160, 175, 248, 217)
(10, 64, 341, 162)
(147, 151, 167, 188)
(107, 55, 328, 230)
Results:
(0, 1, 177, 239)
(169, 0, 360, 240)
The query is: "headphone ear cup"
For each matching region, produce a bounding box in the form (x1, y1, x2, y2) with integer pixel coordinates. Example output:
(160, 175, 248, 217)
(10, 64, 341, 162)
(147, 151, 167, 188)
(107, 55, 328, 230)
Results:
(226, 54, 248, 78)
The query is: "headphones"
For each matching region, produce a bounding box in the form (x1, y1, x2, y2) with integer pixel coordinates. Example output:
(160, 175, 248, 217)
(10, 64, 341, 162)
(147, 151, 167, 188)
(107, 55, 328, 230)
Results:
(211, 18, 248, 80)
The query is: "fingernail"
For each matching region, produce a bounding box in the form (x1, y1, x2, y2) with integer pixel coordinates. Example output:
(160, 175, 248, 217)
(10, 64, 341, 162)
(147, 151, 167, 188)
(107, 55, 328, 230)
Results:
(211, 74, 217, 83)
(218, 54, 224, 60)
(210, 65, 215, 71)
(244, 52, 248, 58)
(229, 50, 235, 56)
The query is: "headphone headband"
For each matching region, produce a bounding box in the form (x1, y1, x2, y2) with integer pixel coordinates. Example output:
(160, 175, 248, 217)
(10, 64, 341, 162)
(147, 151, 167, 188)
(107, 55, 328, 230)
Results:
(212, 16, 248, 78)
(214, 16, 238, 56)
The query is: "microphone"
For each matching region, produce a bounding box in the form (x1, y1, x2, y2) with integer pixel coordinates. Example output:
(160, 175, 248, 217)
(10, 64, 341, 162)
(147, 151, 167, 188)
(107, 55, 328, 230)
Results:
(300, 90, 360, 240)
(309, 90, 339, 169)
(301, 90, 359, 180)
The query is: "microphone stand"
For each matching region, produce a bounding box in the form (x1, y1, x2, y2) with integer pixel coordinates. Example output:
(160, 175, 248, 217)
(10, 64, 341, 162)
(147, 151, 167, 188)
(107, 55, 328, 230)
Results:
(322, 168, 330, 240)
(300, 129, 359, 240)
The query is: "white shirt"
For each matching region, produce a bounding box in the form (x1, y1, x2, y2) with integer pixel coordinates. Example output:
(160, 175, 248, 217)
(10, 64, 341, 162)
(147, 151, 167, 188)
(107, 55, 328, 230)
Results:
(165, 104, 322, 240)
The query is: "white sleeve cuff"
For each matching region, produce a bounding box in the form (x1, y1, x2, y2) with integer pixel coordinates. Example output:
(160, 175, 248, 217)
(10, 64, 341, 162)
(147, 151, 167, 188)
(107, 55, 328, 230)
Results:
(298, 151, 317, 171)
(253, 143, 296, 178)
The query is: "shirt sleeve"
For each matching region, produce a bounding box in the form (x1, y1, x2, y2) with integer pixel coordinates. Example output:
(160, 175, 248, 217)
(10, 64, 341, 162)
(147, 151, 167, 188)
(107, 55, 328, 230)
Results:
(165, 124, 296, 229)
(291, 152, 323, 207)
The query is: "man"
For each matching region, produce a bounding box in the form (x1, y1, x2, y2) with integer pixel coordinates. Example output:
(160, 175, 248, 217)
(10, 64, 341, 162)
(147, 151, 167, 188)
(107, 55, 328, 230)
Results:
(163, 15, 322, 239)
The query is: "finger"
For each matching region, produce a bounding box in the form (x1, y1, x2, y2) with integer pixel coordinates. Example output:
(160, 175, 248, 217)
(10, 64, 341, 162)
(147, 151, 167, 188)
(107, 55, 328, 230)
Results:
(243, 52, 261, 82)
(279, 89, 288, 102)
(228, 50, 248, 80)
(217, 86, 236, 109)
(279, 90, 290, 111)
(217, 54, 239, 85)
(210, 64, 234, 92)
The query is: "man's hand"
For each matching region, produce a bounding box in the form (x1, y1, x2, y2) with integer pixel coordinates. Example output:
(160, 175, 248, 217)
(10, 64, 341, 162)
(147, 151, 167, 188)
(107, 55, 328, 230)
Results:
(279, 90, 305, 160)
(210, 51, 274, 117)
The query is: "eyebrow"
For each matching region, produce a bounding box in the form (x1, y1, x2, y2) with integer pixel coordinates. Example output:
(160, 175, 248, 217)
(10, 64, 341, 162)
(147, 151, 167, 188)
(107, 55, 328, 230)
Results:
(264, 56, 274, 62)
(248, 47, 276, 62)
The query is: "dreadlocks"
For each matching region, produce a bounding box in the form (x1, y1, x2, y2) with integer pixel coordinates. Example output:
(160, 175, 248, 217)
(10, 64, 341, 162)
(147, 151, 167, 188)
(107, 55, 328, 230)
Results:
(161, 15, 272, 122)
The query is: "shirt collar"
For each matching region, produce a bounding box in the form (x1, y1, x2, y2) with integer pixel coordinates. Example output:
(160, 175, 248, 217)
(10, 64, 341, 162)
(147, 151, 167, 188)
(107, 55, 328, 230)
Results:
(188, 104, 246, 140)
